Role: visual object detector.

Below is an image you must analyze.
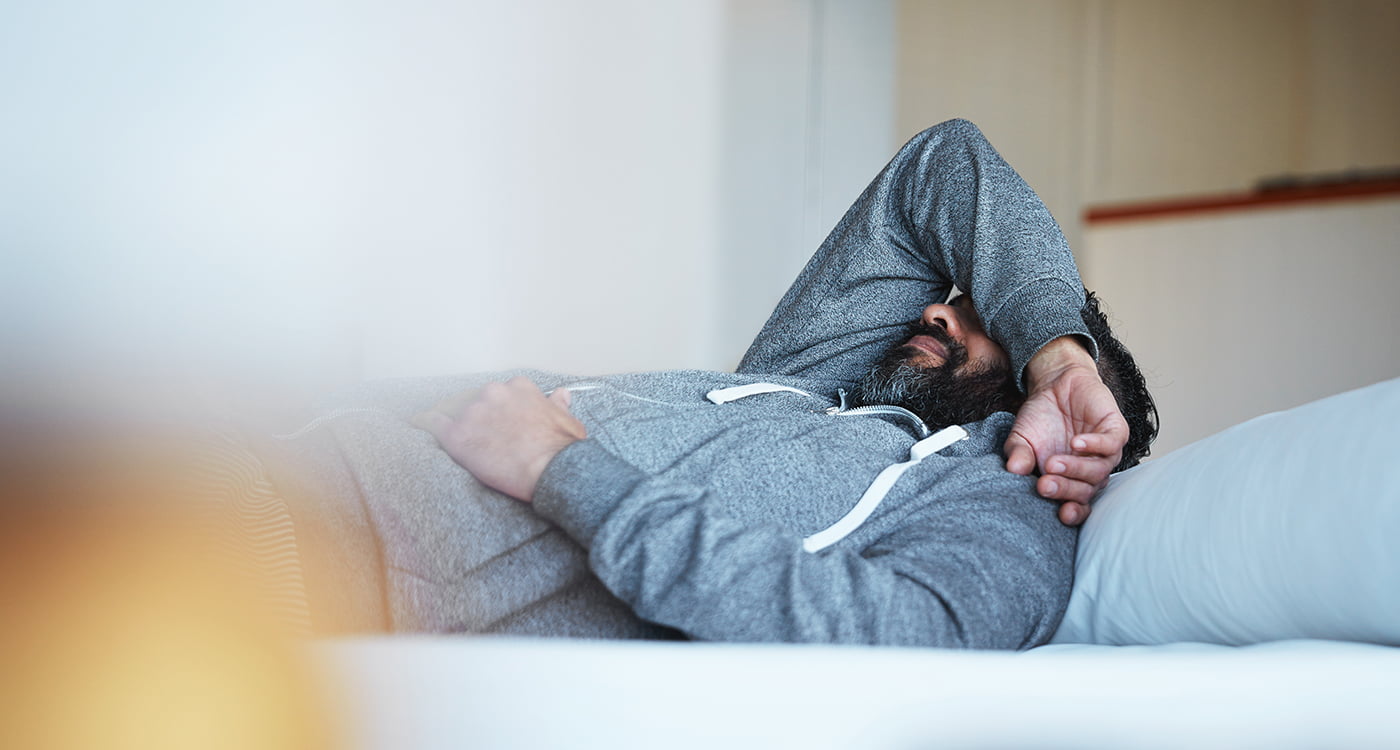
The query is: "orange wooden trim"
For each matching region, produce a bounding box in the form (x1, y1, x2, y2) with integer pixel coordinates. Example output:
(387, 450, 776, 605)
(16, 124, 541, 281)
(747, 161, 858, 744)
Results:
(1084, 179, 1400, 224)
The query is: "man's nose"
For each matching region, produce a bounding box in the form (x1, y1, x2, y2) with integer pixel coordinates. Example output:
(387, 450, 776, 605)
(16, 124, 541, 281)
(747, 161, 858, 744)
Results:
(921, 303, 962, 339)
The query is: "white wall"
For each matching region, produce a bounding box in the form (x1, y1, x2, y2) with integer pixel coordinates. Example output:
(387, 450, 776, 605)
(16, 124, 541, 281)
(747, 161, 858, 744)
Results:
(344, 1, 728, 380)
(2, 0, 369, 403)
(717, 0, 895, 367)
(1082, 197, 1400, 455)
(1, 0, 896, 409)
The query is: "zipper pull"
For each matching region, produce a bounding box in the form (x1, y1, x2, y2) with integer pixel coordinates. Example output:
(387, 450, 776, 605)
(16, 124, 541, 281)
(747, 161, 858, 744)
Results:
(824, 388, 850, 415)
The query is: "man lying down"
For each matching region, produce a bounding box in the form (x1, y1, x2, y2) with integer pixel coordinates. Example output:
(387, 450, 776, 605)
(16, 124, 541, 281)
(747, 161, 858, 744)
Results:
(247, 119, 1158, 648)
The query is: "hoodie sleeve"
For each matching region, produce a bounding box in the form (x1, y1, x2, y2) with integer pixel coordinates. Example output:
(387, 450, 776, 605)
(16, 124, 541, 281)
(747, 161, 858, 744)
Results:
(533, 439, 1074, 648)
(737, 118, 1092, 393)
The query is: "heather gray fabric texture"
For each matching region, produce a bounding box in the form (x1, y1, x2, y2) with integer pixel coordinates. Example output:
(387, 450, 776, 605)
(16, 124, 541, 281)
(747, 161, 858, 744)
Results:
(738, 117, 1093, 391)
(281, 119, 1087, 648)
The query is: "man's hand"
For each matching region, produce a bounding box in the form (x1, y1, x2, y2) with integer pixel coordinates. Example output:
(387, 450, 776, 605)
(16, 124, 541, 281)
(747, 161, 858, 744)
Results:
(1005, 337, 1128, 526)
(411, 377, 586, 502)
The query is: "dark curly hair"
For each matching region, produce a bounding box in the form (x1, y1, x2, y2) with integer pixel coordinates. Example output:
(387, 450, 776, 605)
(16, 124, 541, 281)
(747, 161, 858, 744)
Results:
(1081, 290, 1159, 471)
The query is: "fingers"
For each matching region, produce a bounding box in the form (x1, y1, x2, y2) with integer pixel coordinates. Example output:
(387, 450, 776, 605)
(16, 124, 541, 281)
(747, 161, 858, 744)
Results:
(410, 409, 453, 440)
(1039, 469, 1095, 526)
(1058, 500, 1090, 527)
(433, 388, 481, 417)
(1070, 431, 1125, 457)
(414, 379, 576, 440)
(1044, 453, 1116, 486)
(414, 380, 534, 437)
(413, 387, 482, 440)
(1037, 471, 1100, 503)
(1039, 451, 1112, 526)
(1003, 435, 1036, 475)
(548, 387, 572, 410)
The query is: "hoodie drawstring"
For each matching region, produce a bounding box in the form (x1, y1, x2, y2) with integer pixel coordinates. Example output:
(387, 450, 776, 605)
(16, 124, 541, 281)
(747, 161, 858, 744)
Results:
(705, 384, 968, 553)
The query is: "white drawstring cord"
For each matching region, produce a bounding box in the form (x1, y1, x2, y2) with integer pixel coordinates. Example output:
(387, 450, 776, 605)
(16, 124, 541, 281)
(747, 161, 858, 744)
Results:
(801, 425, 967, 552)
(705, 383, 969, 553)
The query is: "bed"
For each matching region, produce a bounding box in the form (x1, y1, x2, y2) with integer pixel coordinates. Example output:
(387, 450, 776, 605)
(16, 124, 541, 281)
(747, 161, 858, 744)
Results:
(316, 376, 1400, 748)
(322, 637, 1400, 749)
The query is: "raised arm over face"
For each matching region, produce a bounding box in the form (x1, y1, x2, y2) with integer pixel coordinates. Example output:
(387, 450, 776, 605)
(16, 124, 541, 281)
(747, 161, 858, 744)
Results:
(737, 118, 1094, 391)
(738, 119, 1135, 519)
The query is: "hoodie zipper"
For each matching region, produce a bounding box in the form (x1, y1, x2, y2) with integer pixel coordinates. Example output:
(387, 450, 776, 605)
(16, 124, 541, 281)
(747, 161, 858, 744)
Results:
(822, 388, 932, 439)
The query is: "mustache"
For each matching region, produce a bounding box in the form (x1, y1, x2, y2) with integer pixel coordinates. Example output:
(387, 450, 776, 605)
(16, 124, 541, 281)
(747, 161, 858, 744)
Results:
(900, 321, 967, 366)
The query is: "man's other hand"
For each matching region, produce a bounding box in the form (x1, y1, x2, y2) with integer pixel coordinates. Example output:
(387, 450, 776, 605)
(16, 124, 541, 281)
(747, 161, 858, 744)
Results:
(1005, 337, 1128, 526)
(412, 377, 586, 502)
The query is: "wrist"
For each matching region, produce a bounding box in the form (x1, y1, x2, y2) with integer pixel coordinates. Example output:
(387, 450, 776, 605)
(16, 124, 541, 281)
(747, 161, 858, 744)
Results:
(1025, 336, 1096, 386)
(524, 436, 583, 501)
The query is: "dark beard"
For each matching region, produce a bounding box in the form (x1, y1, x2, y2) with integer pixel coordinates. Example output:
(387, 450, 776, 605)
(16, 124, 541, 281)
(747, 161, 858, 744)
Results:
(851, 322, 1023, 429)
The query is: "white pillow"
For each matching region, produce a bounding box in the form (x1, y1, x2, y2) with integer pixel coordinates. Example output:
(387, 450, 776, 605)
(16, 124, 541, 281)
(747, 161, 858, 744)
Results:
(1052, 377, 1400, 646)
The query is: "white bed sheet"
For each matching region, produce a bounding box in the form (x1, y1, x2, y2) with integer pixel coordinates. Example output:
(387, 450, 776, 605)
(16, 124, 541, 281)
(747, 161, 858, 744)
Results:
(319, 637, 1400, 749)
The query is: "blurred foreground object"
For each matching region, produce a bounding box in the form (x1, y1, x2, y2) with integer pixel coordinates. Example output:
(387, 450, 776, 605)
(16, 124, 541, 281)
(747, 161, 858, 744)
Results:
(0, 424, 340, 750)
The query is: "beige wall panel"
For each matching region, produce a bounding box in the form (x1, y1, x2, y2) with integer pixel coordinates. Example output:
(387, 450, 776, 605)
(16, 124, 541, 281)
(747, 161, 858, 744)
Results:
(1094, 0, 1306, 203)
(1300, 0, 1400, 173)
(896, 0, 1091, 251)
(1081, 197, 1400, 457)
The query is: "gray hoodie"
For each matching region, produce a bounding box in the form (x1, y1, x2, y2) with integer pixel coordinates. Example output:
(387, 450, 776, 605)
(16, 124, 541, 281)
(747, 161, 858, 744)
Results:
(270, 119, 1091, 649)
